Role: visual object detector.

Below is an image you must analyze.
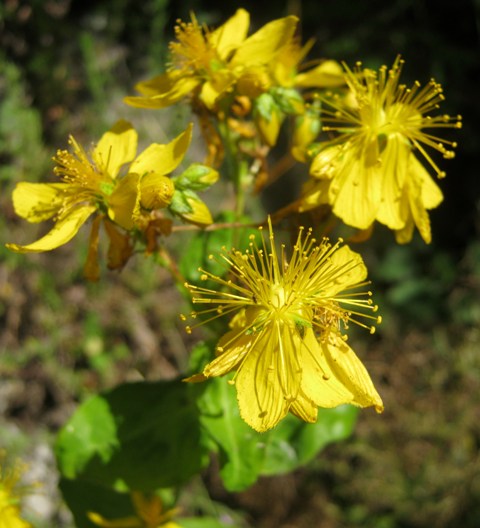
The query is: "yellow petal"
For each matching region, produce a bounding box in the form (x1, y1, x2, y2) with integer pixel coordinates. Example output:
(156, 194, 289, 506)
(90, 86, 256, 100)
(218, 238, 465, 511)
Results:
(134, 73, 176, 96)
(376, 136, 409, 229)
(6, 205, 96, 253)
(290, 391, 318, 424)
(323, 334, 383, 412)
(210, 8, 250, 59)
(199, 81, 223, 110)
(203, 328, 251, 378)
(231, 16, 298, 67)
(330, 148, 382, 229)
(295, 60, 345, 88)
(321, 245, 367, 296)
(93, 120, 138, 179)
(309, 145, 341, 179)
(176, 195, 214, 226)
(124, 75, 200, 108)
(235, 329, 290, 432)
(255, 108, 283, 147)
(410, 154, 443, 209)
(130, 124, 192, 178)
(300, 329, 356, 408)
(87, 511, 142, 528)
(298, 178, 331, 211)
(408, 182, 433, 244)
(107, 173, 139, 230)
(11, 182, 67, 222)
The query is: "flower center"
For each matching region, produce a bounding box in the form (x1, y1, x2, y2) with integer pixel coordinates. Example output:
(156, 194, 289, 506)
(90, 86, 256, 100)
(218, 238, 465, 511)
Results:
(170, 18, 221, 76)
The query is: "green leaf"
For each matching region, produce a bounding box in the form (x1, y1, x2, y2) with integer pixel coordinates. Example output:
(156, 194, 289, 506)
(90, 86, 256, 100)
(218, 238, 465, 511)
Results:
(170, 189, 194, 215)
(59, 478, 136, 528)
(198, 376, 267, 492)
(197, 375, 358, 489)
(253, 92, 277, 120)
(55, 379, 209, 490)
(55, 397, 119, 480)
(261, 405, 359, 476)
(271, 86, 304, 114)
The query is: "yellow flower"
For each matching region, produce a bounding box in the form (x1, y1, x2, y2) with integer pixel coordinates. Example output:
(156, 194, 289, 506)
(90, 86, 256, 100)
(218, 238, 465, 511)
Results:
(6, 122, 193, 277)
(271, 36, 344, 90)
(88, 492, 180, 528)
(0, 453, 32, 528)
(300, 57, 462, 243)
(124, 9, 298, 111)
(183, 219, 383, 432)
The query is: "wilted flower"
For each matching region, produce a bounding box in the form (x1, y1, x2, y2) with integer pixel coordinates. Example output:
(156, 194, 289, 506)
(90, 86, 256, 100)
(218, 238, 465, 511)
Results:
(300, 57, 462, 243)
(183, 219, 383, 432)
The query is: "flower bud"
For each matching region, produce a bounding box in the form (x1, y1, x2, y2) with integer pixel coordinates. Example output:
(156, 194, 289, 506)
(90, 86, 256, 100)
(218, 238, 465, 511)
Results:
(139, 174, 175, 210)
(173, 164, 219, 191)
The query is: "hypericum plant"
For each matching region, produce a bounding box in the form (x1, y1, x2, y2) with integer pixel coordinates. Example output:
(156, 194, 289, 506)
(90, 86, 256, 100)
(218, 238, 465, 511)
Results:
(6, 8, 460, 527)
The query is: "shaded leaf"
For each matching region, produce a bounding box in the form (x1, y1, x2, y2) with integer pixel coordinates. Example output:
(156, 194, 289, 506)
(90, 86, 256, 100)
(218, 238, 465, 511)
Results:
(56, 379, 209, 491)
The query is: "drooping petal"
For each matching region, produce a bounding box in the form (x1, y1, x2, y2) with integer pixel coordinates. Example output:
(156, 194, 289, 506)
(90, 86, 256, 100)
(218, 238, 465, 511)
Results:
(93, 120, 138, 179)
(408, 180, 433, 244)
(322, 334, 384, 412)
(6, 205, 96, 253)
(300, 329, 356, 408)
(130, 124, 193, 178)
(210, 8, 250, 59)
(410, 154, 443, 209)
(231, 16, 298, 67)
(11, 182, 67, 222)
(290, 391, 318, 424)
(295, 60, 344, 88)
(394, 212, 415, 244)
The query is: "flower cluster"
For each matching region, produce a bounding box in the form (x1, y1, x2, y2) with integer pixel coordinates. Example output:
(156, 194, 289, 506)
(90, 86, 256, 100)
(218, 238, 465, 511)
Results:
(183, 219, 383, 432)
(7, 8, 462, 435)
(125, 9, 343, 172)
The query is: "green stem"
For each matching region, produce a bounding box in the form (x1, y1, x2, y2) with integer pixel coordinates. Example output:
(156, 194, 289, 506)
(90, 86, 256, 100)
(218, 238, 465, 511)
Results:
(217, 120, 247, 220)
